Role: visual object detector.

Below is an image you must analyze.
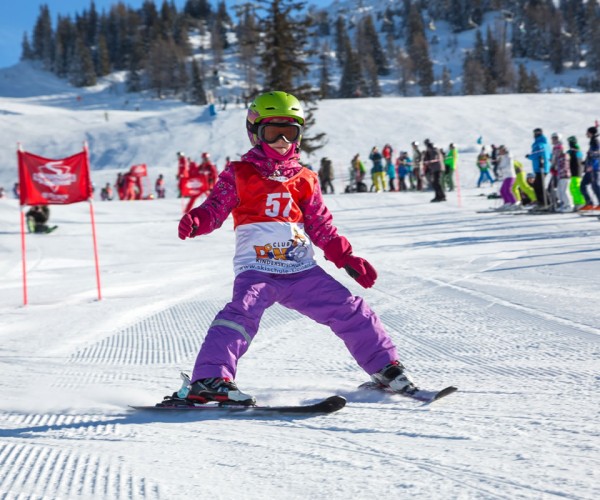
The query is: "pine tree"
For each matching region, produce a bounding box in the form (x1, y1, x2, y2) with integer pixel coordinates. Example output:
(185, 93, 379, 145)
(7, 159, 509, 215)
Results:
(441, 66, 452, 96)
(255, 0, 325, 154)
(21, 33, 34, 60)
(126, 29, 145, 92)
(190, 57, 207, 105)
(32, 4, 54, 69)
(339, 39, 364, 98)
(334, 16, 350, 67)
(405, 3, 434, 96)
(361, 14, 389, 76)
(463, 51, 485, 95)
(95, 35, 111, 77)
(235, 3, 260, 93)
(585, 0, 600, 72)
(70, 35, 97, 87)
(396, 48, 414, 96)
(54, 15, 75, 78)
(318, 42, 334, 99)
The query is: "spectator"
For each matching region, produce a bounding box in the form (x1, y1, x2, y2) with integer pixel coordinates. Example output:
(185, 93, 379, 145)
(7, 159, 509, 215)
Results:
(351, 153, 367, 193)
(566, 136, 585, 210)
(396, 152, 411, 192)
(490, 144, 500, 178)
(527, 128, 552, 209)
(423, 139, 446, 202)
(444, 143, 458, 192)
(369, 147, 385, 192)
(176, 151, 189, 198)
(155, 174, 166, 199)
(319, 157, 335, 194)
(550, 133, 572, 212)
(411, 141, 423, 191)
(580, 126, 600, 210)
(496, 145, 517, 209)
(123, 172, 138, 200)
(476, 146, 495, 188)
(13, 182, 20, 199)
(0, 186, 6, 199)
(512, 159, 537, 206)
(26, 205, 55, 233)
(100, 182, 114, 201)
(115, 172, 126, 200)
(198, 152, 218, 191)
(385, 154, 396, 191)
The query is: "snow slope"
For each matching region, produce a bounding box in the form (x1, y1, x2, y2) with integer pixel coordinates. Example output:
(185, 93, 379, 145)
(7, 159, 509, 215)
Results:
(0, 64, 599, 499)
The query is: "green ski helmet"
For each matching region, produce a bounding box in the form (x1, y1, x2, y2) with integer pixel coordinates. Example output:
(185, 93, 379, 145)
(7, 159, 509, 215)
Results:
(246, 91, 305, 146)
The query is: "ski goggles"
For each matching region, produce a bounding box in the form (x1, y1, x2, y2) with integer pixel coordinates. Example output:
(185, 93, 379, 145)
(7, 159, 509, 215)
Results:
(256, 122, 303, 144)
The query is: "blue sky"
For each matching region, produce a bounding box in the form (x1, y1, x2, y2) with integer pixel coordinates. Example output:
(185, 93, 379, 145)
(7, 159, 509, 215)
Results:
(0, 0, 330, 69)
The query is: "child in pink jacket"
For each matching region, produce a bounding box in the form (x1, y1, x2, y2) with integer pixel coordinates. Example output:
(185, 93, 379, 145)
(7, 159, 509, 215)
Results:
(177, 91, 417, 404)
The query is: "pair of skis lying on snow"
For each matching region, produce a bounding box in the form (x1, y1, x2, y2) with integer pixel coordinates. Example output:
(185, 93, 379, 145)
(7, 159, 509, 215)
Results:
(131, 373, 457, 415)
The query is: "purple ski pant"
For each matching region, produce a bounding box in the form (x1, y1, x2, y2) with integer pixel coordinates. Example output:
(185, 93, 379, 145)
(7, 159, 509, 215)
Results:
(191, 266, 398, 382)
(500, 177, 517, 204)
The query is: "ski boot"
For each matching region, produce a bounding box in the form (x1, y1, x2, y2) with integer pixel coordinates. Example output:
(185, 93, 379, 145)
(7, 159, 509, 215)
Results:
(371, 361, 418, 395)
(174, 372, 255, 406)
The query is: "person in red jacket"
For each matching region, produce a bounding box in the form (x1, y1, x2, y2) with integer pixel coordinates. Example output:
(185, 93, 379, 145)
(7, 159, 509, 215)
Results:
(198, 152, 218, 191)
(176, 152, 189, 198)
(176, 91, 425, 406)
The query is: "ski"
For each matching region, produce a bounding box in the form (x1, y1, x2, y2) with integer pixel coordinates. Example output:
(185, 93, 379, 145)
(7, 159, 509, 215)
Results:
(130, 394, 346, 415)
(359, 381, 458, 404)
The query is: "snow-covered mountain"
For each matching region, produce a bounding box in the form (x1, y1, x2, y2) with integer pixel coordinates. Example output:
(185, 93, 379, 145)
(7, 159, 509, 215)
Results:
(0, 60, 599, 500)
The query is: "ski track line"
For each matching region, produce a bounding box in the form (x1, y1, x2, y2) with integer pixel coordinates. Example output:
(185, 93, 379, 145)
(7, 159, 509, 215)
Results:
(67, 299, 307, 368)
(389, 269, 600, 340)
(0, 442, 160, 499)
(289, 421, 571, 500)
(368, 272, 597, 384)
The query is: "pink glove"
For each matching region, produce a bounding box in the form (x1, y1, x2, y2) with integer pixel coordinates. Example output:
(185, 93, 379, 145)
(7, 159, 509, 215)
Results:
(178, 207, 208, 240)
(323, 236, 378, 288)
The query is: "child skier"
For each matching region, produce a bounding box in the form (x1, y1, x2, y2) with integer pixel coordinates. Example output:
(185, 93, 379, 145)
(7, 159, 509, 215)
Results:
(177, 91, 418, 405)
(476, 146, 495, 188)
(496, 145, 517, 210)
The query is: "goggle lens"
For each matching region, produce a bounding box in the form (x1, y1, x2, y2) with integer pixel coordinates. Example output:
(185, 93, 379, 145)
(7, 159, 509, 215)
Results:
(258, 123, 302, 144)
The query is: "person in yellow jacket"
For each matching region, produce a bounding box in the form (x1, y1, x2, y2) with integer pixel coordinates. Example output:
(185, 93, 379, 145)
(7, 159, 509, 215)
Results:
(443, 143, 458, 191)
(369, 147, 386, 192)
(512, 159, 537, 206)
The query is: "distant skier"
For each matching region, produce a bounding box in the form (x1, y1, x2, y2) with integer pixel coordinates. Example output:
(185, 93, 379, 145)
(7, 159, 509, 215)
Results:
(26, 205, 56, 233)
(410, 141, 423, 191)
(369, 146, 385, 192)
(443, 143, 458, 192)
(155, 174, 166, 199)
(550, 133, 572, 212)
(100, 182, 114, 201)
(318, 157, 335, 194)
(580, 126, 600, 210)
(526, 128, 552, 209)
(496, 145, 517, 209)
(423, 139, 446, 202)
(476, 146, 495, 188)
(566, 136, 585, 210)
(178, 91, 420, 405)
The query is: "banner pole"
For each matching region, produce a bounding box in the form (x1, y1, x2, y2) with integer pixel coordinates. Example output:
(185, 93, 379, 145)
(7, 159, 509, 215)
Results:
(17, 143, 28, 306)
(455, 166, 462, 208)
(20, 208, 28, 306)
(88, 199, 102, 301)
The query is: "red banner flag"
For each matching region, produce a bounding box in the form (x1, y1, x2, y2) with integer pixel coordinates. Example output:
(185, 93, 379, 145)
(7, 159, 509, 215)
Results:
(181, 175, 208, 197)
(129, 163, 148, 177)
(18, 149, 92, 205)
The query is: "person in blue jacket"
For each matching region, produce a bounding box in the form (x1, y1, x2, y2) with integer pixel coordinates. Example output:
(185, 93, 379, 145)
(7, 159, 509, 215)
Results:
(526, 128, 552, 208)
(580, 126, 600, 209)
